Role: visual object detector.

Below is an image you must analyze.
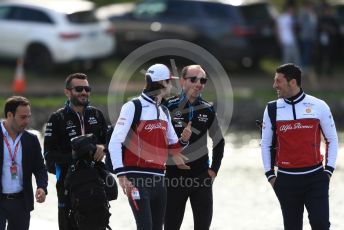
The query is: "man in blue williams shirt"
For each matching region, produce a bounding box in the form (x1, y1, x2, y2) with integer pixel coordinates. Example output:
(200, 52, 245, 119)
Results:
(0, 96, 48, 230)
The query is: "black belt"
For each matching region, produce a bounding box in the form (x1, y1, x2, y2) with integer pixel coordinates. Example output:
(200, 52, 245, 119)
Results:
(0, 192, 24, 200)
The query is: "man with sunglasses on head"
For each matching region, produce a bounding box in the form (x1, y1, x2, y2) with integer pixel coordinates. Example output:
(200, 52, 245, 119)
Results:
(44, 73, 108, 230)
(164, 65, 225, 230)
(109, 63, 192, 230)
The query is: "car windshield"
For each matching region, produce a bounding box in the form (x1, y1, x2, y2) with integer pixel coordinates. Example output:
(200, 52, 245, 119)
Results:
(239, 4, 272, 24)
(67, 10, 98, 24)
(132, 2, 167, 19)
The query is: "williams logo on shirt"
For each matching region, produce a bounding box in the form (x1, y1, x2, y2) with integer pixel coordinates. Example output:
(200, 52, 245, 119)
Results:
(88, 116, 98, 125)
(198, 114, 208, 123)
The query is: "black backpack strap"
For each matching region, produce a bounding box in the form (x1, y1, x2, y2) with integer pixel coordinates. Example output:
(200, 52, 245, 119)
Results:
(267, 101, 277, 131)
(131, 98, 142, 129)
(267, 101, 277, 170)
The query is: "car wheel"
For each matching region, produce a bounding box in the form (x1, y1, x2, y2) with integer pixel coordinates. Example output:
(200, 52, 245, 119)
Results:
(25, 44, 54, 73)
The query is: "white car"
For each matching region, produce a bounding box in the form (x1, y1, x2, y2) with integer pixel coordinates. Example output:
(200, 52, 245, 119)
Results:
(0, 0, 116, 72)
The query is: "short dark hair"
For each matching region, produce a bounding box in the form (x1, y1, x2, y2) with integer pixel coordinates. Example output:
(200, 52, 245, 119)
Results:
(4, 96, 30, 118)
(276, 63, 302, 87)
(144, 75, 165, 97)
(65, 73, 88, 89)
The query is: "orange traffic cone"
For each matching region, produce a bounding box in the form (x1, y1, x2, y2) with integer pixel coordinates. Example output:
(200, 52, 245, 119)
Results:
(12, 58, 26, 94)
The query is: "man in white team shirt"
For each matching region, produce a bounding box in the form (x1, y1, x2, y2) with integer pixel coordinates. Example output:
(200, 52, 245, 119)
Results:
(276, 3, 301, 66)
(261, 63, 338, 230)
(109, 63, 191, 230)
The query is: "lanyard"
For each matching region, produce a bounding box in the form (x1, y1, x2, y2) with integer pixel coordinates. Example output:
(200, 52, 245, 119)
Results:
(2, 133, 20, 164)
(76, 112, 85, 135)
(188, 103, 194, 122)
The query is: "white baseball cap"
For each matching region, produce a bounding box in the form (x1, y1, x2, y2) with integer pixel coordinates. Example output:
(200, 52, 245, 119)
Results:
(145, 64, 178, 82)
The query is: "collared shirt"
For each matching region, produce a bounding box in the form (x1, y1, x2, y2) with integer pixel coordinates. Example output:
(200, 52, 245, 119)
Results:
(109, 93, 182, 176)
(261, 91, 338, 175)
(1, 121, 23, 193)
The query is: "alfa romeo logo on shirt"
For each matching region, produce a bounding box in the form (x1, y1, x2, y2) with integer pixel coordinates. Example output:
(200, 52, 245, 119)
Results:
(107, 39, 233, 163)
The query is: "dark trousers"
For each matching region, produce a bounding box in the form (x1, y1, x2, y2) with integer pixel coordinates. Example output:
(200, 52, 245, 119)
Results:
(0, 197, 30, 230)
(127, 174, 166, 230)
(274, 170, 330, 230)
(164, 172, 213, 230)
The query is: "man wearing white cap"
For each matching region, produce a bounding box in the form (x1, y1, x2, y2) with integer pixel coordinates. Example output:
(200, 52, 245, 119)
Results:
(109, 64, 192, 230)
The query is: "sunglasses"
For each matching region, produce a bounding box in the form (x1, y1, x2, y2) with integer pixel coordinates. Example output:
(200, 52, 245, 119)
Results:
(68, 86, 91, 93)
(184, 76, 208, 85)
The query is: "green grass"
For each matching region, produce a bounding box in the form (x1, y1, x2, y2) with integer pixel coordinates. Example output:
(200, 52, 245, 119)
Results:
(30, 97, 66, 108)
(0, 95, 109, 111)
(232, 87, 344, 103)
(1, 54, 344, 111)
(260, 58, 281, 75)
(99, 57, 122, 79)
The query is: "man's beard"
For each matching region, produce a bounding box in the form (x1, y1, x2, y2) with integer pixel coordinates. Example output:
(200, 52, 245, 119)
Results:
(70, 95, 89, 106)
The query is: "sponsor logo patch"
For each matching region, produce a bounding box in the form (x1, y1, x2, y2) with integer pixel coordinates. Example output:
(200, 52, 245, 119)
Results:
(144, 123, 166, 132)
(66, 120, 76, 129)
(88, 116, 98, 125)
(198, 114, 208, 123)
(280, 122, 313, 133)
(174, 111, 182, 118)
